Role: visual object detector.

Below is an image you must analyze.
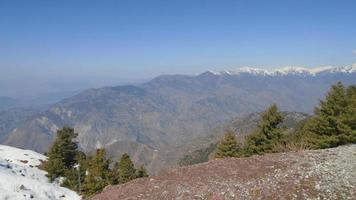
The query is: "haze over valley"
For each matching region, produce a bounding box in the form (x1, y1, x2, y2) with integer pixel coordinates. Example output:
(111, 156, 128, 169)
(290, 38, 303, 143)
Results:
(1, 1, 356, 199)
(1, 65, 355, 173)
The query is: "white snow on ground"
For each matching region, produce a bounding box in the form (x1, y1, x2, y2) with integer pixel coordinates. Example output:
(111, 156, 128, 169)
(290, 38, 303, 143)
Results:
(0, 144, 81, 200)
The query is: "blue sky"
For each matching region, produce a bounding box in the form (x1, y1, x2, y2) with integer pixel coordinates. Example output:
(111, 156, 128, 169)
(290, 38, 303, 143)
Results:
(1, 0, 356, 97)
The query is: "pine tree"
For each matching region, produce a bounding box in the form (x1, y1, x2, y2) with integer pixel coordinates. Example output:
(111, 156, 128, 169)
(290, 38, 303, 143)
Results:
(44, 126, 78, 181)
(118, 153, 136, 183)
(345, 85, 356, 134)
(43, 158, 66, 181)
(305, 82, 356, 148)
(61, 151, 88, 193)
(244, 104, 284, 155)
(310, 82, 348, 135)
(136, 165, 149, 178)
(82, 149, 111, 196)
(108, 161, 120, 185)
(214, 131, 240, 158)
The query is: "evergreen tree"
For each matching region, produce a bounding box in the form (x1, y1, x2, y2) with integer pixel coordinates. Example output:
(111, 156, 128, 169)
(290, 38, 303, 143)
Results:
(136, 165, 149, 178)
(244, 104, 284, 155)
(305, 82, 356, 148)
(345, 85, 356, 132)
(214, 131, 240, 158)
(118, 153, 136, 183)
(108, 161, 120, 185)
(82, 149, 111, 196)
(44, 126, 78, 181)
(310, 82, 349, 135)
(43, 158, 66, 181)
(61, 151, 88, 193)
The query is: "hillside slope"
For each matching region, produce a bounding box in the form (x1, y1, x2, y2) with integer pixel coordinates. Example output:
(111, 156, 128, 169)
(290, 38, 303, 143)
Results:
(0, 106, 44, 141)
(177, 111, 308, 166)
(90, 145, 356, 200)
(0, 145, 80, 200)
(2, 65, 356, 173)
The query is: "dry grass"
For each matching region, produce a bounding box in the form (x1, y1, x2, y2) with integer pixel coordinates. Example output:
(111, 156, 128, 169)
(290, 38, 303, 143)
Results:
(272, 140, 309, 153)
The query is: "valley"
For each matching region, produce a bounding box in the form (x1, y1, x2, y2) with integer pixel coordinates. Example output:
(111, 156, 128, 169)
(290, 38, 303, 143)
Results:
(2, 2, 356, 199)
(0, 65, 355, 174)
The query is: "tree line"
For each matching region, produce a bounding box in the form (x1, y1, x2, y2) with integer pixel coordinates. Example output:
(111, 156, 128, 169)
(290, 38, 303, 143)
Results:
(41, 127, 148, 197)
(41, 82, 355, 197)
(215, 82, 356, 158)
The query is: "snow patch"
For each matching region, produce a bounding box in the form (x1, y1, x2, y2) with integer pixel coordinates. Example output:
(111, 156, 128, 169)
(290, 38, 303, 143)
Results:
(205, 65, 356, 77)
(0, 145, 81, 200)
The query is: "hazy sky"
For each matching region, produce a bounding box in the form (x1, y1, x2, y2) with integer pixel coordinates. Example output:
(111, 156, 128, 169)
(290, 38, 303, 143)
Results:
(1, 0, 356, 98)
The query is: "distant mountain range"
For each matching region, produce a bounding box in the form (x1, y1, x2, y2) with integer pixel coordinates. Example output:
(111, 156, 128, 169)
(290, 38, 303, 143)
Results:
(1, 64, 356, 173)
(208, 64, 356, 76)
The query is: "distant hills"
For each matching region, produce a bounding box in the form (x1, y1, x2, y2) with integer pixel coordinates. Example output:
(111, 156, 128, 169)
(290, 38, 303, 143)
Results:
(0, 107, 44, 142)
(1, 65, 356, 173)
(0, 96, 17, 111)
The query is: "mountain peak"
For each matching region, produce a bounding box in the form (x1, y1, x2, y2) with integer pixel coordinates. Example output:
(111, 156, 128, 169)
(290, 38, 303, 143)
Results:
(205, 65, 356, 77)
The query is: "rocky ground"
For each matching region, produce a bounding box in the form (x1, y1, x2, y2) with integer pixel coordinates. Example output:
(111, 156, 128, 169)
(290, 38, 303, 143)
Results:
(90, 145, 356, 200)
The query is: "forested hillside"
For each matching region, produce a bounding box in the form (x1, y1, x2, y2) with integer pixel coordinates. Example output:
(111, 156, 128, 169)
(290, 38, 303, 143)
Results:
(2, 66, 356, 173)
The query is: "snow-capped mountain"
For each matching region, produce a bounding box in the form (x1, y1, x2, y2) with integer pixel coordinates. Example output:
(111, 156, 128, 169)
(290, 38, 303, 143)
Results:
(2, 64, 356, 174)
(0, 145, 80, 200)
(208, 64, 356, 76)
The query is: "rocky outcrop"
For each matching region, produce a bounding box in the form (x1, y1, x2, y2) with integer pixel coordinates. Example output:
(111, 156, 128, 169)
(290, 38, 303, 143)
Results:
(90, 145, 356, 200)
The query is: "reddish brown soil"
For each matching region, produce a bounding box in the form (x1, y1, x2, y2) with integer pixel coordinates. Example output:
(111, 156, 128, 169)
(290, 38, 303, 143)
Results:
(89, 145, 356, 200)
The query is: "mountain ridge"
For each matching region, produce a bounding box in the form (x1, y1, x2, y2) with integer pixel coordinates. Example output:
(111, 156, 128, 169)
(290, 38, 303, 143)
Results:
(207, 64, 356, 76)
(1, 65, 356, 173)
